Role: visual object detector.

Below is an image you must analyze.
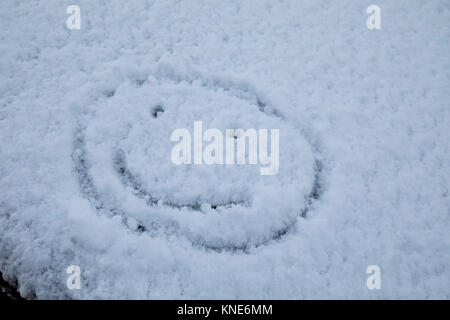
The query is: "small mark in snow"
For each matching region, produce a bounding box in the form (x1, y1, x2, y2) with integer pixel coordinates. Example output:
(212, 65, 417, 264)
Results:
(103, 90, 115, 98)
(151, 105, 164, 118)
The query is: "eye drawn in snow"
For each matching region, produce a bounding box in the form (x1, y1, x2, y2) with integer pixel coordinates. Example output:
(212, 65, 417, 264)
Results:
(72, 66, 324, 252)
(151, 105, 164, 118)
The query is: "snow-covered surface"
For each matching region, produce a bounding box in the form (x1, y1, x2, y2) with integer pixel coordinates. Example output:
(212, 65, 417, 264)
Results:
(0, 0, 449, 299)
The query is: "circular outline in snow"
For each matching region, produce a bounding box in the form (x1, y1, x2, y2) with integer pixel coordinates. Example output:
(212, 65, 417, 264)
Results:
(72, 65, 324, 252)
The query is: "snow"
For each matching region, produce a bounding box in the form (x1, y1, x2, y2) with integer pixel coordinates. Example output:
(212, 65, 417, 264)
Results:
(0, 0, 449, 299)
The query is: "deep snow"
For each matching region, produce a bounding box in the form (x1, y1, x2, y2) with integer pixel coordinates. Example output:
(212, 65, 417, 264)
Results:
(0, 0, 449, 299)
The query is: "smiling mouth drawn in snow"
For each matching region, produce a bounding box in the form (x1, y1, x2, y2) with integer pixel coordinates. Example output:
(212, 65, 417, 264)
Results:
(72, 66, 324, 252)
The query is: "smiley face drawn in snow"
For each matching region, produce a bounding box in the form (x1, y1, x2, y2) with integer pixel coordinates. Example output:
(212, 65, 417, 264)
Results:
(73, 66, 323, 251)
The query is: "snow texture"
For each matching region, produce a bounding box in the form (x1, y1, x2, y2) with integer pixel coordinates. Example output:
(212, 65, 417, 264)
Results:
(0, 0, 449, 299)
